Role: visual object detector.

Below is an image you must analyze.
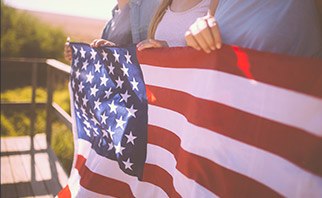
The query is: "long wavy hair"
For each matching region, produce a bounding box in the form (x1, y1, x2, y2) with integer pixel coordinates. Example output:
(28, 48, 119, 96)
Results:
(147, 0, 173, 39)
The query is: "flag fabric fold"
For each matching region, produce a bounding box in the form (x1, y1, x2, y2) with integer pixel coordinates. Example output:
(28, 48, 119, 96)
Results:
(68, 43, 148, 180)
(59, 43, 322, 198)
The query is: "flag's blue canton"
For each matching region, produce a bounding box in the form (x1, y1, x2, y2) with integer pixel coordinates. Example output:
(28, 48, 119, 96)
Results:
(70, 43, 148, 179)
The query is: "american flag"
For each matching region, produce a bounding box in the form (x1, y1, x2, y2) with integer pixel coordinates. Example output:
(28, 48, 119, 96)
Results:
(68, 43, 148, 179)
(59, 43, 322, 197)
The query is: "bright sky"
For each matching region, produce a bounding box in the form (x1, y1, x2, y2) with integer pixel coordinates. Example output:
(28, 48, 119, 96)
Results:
(3, 0, 117, 20)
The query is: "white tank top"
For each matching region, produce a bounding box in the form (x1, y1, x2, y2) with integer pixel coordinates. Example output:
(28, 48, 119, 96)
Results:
(155, 0, 211, 47)
(215, 0, 322, 57)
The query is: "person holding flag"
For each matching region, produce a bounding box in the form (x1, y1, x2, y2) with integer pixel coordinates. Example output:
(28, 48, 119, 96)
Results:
(184, 0, 322, 57)
(137, 0, 212, 50)
(64, 0, 160, 62)
(58, 0, 322, 197)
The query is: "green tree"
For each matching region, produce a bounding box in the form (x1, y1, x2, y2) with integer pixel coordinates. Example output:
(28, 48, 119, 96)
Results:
(1, 2, 66, 58)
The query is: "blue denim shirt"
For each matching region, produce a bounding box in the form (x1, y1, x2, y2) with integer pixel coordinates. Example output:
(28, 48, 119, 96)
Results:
(101, 0, 160, 45)
(215, 0, 322, 57)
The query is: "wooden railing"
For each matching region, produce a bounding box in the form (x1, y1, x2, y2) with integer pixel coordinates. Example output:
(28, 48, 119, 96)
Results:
(45, 59, 72, 144)
(1, 57, 72, 160)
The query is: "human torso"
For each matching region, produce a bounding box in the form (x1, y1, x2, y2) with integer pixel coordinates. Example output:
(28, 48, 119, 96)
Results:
(102, 0, 160, 45)
(215, 0, 322, 57)
(155, 0, 211, 47)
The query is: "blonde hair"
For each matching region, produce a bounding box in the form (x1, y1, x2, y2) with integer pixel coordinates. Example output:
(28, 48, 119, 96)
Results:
(148, 0, 172, 39)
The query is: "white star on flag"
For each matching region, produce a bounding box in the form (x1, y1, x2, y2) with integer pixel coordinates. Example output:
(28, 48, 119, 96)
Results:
(80, 106, 86, 115)
(104, 88, 113, 99)
(94, 98, 101, 110)
(72, 46, 78, 54)
(108, 62, 115, 75)
(125, 131, 137, 145)
(113, 50, 120, 62)
(102, 129, 109, 138)
(130, 77, 139, 91)
(123, 158, 133, 170)
(82, 95, 88, 106)
(114, 142, 125, 155)
(99, 130, 107, 146)
(84, 120, 91, 128)
(91, 116, 99, 126)
(71, 80, 75, 89)
(108, 142, 114, 151)
(78, 82, 84, 93)
(108, 100, 117, 114)
(115, 116, 126, 130)
(126, 105, 137, 118)
(90, 84, 99, 97)
(89, 110, 94, 117)
(82, 112, 88, 120)
(74, 57, 79, 67)
(107, 126, 115, 140)
(84, 127, 91, 136)
(115, 77, 124, 89)
(90, 49, 97, 60)
(94, 61, 102, 72)
(80, 47, 86, 58)
(76, 111, 81, 119)
(121, 64, 129, 77)
(93, 128, 99, 136)
(81, 60, 89, 70)
(125, 51, 132, 64)
(75, 69, 80, 79)
(100, 112, 108, 124)
(86, 72, 94, 83)
(120, 90, 131, 103)
(102, 50, 108, 60)
(100, 74, 109, 86)
(74, 92, 79, 102)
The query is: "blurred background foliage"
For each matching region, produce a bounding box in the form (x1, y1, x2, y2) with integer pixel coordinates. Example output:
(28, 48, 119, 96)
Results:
(1, 1, 66, 59)
(1, 2, 73, 173)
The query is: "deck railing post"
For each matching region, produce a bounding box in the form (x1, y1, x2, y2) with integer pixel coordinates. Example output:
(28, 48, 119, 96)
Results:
(30, 63, 37, 136)
(46, 65, 54, 146)
(30, 62, 37, 181)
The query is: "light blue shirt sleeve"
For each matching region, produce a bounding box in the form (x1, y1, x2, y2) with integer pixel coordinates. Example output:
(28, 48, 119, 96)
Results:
(101, 0, 160, 45)
(101, 6, 118, 40)
(129, 0, 160, 43)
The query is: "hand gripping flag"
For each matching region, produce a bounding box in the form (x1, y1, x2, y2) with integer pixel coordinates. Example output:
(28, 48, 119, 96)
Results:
(59, 43, 322, 198)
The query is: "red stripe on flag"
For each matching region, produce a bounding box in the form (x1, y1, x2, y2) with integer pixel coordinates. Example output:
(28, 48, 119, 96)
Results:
(148, 125, 282, 197)
(75, 155, 135, 197)
(137, 46, 322, 98)
(143, 164, 181, 198)
(147, 85, 322, 176)
(57, 185, 71, 198)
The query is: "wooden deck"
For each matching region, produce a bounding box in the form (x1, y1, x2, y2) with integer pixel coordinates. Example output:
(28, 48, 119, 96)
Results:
(1, 134, 68, 198)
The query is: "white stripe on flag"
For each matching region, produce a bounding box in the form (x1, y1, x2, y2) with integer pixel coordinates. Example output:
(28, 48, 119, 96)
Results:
(78, 140, 168, 198)
(67, 169, 81, 197)
(68, 169, 111, 197)
(146, 144, 218, 198)
(77, 140, 217, 197)
(148, 104, 322, 197)
(141, 64, 322, 137)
